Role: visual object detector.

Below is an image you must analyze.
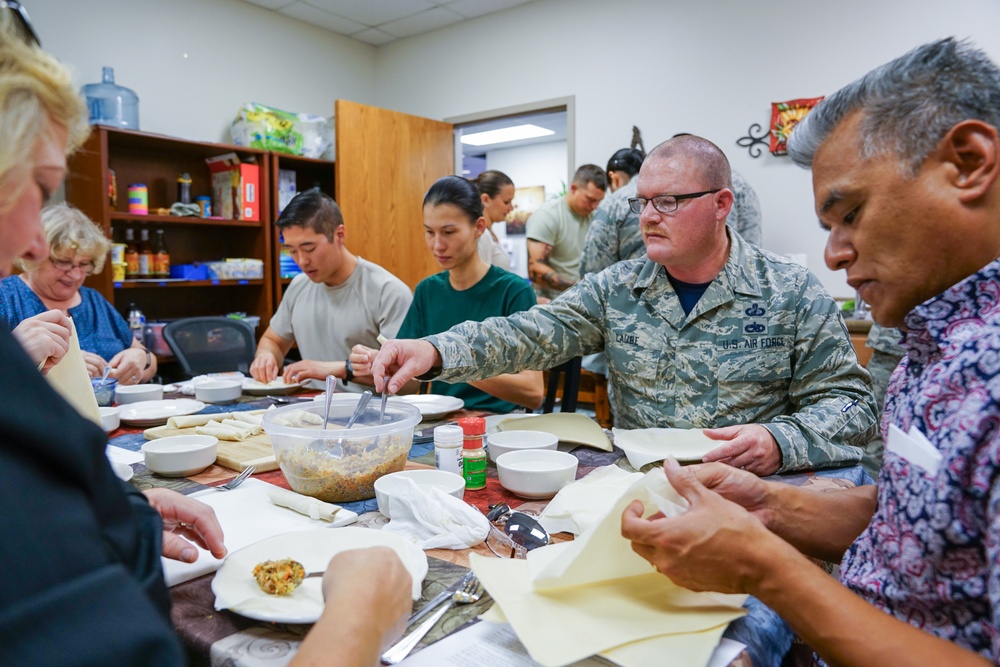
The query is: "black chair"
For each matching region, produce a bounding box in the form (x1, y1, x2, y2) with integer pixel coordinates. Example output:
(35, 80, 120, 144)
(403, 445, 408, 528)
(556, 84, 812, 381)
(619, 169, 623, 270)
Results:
(163, 317, 256, 377)
(542, 356, 582, 413)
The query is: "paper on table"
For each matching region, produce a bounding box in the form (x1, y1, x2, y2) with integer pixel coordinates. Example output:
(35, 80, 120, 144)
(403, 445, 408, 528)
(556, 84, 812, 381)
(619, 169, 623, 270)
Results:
(44, 318, 101, 427)
(612, 427, 719, 467)
(498, 412, 612, 451)
(469, 469, 746, 667)
(480, 606, 744, 667)
(161, 478, 358, 587)
(539, 465, 643, 536)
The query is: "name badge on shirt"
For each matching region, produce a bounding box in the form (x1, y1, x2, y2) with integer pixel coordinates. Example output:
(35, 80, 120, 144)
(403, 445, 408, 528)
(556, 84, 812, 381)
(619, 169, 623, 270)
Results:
(886, 424, 942, 476)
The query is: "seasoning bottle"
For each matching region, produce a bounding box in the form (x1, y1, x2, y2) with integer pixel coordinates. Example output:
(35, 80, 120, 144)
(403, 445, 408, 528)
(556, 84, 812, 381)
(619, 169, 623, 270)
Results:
(137, 228, 153, 277)
(124, 228, 139, 278)
(153, 229, 170, 277)
(457, 416, 487, 490)
(434, 424, 464, 477)
(128, 303, 146, 343)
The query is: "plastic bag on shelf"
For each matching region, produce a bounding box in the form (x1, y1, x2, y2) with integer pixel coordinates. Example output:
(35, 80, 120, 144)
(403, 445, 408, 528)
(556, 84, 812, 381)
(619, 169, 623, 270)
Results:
(230, 102, 333, 159)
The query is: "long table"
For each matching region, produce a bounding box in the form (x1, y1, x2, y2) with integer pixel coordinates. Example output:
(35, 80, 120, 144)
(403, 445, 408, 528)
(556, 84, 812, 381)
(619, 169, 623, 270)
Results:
(108, 395, 871, 667)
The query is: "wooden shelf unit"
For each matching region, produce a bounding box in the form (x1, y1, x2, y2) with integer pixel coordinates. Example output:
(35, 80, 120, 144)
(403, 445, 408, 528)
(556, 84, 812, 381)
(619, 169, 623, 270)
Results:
(66, 127, 274, 328)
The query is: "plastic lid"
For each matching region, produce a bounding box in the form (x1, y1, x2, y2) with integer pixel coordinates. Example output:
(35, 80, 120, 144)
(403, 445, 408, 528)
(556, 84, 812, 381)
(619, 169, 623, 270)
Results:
(457, 416, 485, 436)
(433, 424, 463, 446)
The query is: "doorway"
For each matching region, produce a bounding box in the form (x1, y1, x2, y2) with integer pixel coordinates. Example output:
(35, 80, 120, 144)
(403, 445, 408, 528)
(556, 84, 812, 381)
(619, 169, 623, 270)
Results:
(446, 97, 573, 278)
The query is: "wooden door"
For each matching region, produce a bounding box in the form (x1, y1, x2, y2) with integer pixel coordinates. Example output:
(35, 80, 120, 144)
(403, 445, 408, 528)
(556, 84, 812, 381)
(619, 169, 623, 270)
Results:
(335, 100, 453, 290)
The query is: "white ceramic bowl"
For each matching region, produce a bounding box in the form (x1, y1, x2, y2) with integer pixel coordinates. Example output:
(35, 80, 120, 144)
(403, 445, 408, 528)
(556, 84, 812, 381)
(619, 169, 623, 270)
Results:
(486, 429, 559, 462)
(142, 435, 218, 477)
(374, 469, 465, 518)
(116, 383, 164, 404)
(99, 406, 121, 432)
(194, 379, 243, 404)
(496, 449, 578, 499)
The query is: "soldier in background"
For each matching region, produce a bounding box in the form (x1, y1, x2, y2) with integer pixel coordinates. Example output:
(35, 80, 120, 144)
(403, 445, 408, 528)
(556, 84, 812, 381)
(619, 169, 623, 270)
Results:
(374, 135, 877, 476)
(860, 322, 906, 476)
(579, 146, 646, 277)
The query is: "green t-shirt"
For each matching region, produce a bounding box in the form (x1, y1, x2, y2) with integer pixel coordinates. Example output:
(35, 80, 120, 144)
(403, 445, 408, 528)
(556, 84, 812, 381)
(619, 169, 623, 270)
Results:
(399, 265, 536, 413)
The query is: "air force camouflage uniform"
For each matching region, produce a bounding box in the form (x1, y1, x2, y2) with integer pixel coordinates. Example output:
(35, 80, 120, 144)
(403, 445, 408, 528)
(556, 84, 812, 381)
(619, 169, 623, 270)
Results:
(427, 230, 877, 472)
(579, 178, 645, 277)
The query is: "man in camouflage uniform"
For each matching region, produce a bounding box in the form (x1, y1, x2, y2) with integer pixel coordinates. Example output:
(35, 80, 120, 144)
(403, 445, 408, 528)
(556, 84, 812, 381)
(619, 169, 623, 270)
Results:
(859, 322, 906, 476)
(374, 136, 877, 475)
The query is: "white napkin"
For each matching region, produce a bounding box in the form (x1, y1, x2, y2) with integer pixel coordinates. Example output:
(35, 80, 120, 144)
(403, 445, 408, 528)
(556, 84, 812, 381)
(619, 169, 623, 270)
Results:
(539, 465, 643, 536)
(381, 476, 490, 550)
(161, 478, 358, 587)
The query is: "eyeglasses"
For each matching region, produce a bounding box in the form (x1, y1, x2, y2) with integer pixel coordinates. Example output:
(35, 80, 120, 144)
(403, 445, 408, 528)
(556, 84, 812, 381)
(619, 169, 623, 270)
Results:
(484, 503, 550, 559)
(627, 189, 721, 215)
(49, 256, 97, 275)
(1, 1, 40, 46)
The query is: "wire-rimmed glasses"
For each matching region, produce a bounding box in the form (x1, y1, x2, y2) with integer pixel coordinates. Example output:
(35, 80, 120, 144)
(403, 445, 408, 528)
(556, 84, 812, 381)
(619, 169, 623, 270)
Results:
(484, 503, 550, 559)
(49, 256, 97, 275)
(627, 189, 721, 215)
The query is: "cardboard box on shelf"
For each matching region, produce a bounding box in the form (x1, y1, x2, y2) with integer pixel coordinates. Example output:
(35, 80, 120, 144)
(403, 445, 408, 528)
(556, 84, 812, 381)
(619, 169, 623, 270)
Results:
(206, 153, 259, 221)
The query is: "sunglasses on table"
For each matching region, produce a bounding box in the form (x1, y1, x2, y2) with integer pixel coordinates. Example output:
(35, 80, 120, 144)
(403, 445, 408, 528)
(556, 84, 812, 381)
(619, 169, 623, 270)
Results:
(484, 503, 550, 559)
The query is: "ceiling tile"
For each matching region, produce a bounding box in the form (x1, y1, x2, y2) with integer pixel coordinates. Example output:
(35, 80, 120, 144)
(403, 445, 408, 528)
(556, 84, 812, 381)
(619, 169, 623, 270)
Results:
(445, 0, 530, 19)
(380, 6, 465, 38)
(350, 28, 398, 46)
(279, 2, 367, 34)
(241, 0, 296, 9)
(305, 0, 436, 26)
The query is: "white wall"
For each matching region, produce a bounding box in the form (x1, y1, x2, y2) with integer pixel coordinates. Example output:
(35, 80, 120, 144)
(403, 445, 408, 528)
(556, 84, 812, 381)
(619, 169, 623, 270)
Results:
(29, 0, 376, 145)
(374, 0, 1000, 297)
(487, 141, 567, 203)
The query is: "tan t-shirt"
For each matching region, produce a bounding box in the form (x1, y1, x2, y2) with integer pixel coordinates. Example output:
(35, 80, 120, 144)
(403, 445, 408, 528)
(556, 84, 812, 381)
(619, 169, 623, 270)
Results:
(525, 196, 592, 300)
(269, 257, 412, 390)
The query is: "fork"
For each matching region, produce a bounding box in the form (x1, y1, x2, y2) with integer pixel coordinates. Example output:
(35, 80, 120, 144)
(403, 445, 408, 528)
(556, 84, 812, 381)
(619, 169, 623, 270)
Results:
(217, 465, 255, 491)
(381, 572, 483, 664)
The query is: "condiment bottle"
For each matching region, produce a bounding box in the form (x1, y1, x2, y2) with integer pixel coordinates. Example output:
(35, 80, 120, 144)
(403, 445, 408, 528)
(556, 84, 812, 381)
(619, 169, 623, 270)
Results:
(153, 229, 170, 277)
(457, 416, 487, 490)
(124, 228, 139, 278)
(128, 303, 146, 343)
(137, 228, 153, 277)
(177, 172, 192, 204)
(434, 424, 464, 477)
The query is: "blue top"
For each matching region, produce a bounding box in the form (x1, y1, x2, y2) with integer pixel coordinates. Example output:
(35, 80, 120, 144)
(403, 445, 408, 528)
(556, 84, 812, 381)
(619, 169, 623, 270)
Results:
(398, 265, 536, 413)
(0, 275, 133, 362)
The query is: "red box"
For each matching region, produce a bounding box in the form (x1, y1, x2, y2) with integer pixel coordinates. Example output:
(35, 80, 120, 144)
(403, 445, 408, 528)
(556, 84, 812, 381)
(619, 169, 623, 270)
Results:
(206, 153, 260, 221)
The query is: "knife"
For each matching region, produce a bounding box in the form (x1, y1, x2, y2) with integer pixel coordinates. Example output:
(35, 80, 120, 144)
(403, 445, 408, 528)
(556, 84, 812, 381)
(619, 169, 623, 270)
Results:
(407, 571, 471, 626)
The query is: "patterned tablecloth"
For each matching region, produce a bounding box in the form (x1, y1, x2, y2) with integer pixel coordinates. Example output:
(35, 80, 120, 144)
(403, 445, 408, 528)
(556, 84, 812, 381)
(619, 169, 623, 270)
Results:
(109, 394, 871, 667)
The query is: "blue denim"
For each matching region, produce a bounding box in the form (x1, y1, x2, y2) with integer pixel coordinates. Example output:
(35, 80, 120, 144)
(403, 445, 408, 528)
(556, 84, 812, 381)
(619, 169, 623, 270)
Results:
(723, 596, 795, 667)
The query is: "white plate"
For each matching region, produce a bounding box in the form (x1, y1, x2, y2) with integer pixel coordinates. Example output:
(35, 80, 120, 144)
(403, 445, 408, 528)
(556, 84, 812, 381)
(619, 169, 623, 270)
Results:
(395, 394, 464, 420)
(242, 379, 304, 396)
(109, 460, 134, 482)
(484, 413, 534, 435)
(119, 399, 206, 427)
(211, 527, 427, 623)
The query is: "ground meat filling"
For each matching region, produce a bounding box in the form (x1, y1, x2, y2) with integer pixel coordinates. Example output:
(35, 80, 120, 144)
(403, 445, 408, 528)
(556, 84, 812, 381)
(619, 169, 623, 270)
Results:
(253, 558, 306, 595)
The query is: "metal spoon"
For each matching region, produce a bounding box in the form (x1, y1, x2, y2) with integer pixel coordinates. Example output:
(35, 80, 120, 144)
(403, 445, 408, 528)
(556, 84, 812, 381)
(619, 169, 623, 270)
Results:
(379, 385, 390, 425)
(341, 390, 373, 430)
(321, 374, 335, 431)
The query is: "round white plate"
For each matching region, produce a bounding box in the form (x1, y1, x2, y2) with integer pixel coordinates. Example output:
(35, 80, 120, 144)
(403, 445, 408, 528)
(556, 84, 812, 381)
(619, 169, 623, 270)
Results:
(119, 399, 206, 427)
(484, 412, 534, 435)
(110, 460, 134, 482)
(395, 394, 464, 420)
(212, 527, 428, 623)
(242, 379, 304, 396)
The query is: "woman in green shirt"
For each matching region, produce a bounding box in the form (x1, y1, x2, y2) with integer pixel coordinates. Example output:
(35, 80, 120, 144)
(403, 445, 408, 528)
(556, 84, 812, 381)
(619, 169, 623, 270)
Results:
(354, 176, 543, 413)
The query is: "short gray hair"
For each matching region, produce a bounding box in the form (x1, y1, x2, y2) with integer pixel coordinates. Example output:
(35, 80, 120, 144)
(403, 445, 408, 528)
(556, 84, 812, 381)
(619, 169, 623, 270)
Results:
(16, 203, 110, 273)
(788, 38, 1000, 176)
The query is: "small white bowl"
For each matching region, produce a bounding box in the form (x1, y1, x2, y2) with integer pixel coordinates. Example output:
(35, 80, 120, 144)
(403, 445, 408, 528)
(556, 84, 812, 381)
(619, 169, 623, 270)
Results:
(487, 429, 559, 462)
(496, 449, 578, 499)
(99, 406, 121, 433)
(142, 435, 218, 477)
(116, 383, 164, 404)
(194, 379, 242, 404)
(374, 469, 465, 518)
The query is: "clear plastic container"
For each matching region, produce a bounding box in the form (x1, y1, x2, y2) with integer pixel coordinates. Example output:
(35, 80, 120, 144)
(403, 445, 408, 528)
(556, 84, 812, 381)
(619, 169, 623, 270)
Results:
(81, 66, 139, 130)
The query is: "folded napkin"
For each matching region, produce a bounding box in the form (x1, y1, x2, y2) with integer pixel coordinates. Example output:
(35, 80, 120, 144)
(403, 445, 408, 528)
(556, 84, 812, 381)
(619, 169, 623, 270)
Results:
(498, 412, 612, 451)
(267, 486, 341, 522)
(161, 478, 358, 587)
(539, 465, 643, 536)
(470, 467, 746, 667)
(381, 476, 490, 550)
(612, 427, 719, 468)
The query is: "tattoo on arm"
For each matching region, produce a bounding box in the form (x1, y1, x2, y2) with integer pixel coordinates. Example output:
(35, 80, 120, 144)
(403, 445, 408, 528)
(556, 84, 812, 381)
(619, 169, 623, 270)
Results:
(527, 241, 576, 291)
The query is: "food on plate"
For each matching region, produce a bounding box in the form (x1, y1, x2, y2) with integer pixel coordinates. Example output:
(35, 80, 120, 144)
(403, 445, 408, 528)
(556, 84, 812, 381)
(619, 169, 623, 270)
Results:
(253, 558, 306, 595)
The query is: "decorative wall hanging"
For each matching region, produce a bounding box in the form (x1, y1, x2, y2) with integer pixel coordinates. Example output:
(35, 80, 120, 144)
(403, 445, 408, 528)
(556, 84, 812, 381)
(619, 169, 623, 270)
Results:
(736, 123, 769, 159)
(769, 96, 824, 155)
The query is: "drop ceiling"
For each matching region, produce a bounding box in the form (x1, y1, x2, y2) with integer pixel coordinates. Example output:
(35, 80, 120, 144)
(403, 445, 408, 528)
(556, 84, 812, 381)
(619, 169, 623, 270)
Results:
(239, 0, 537, 46)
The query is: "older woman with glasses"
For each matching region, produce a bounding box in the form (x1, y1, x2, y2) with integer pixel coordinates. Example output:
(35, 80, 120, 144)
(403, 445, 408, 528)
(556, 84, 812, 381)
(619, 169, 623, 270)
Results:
(0, 202, 156, 383)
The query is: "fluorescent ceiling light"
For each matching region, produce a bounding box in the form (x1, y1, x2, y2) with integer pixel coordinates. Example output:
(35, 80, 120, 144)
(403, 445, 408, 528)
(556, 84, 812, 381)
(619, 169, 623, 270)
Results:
(461, 124, 554, 146)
